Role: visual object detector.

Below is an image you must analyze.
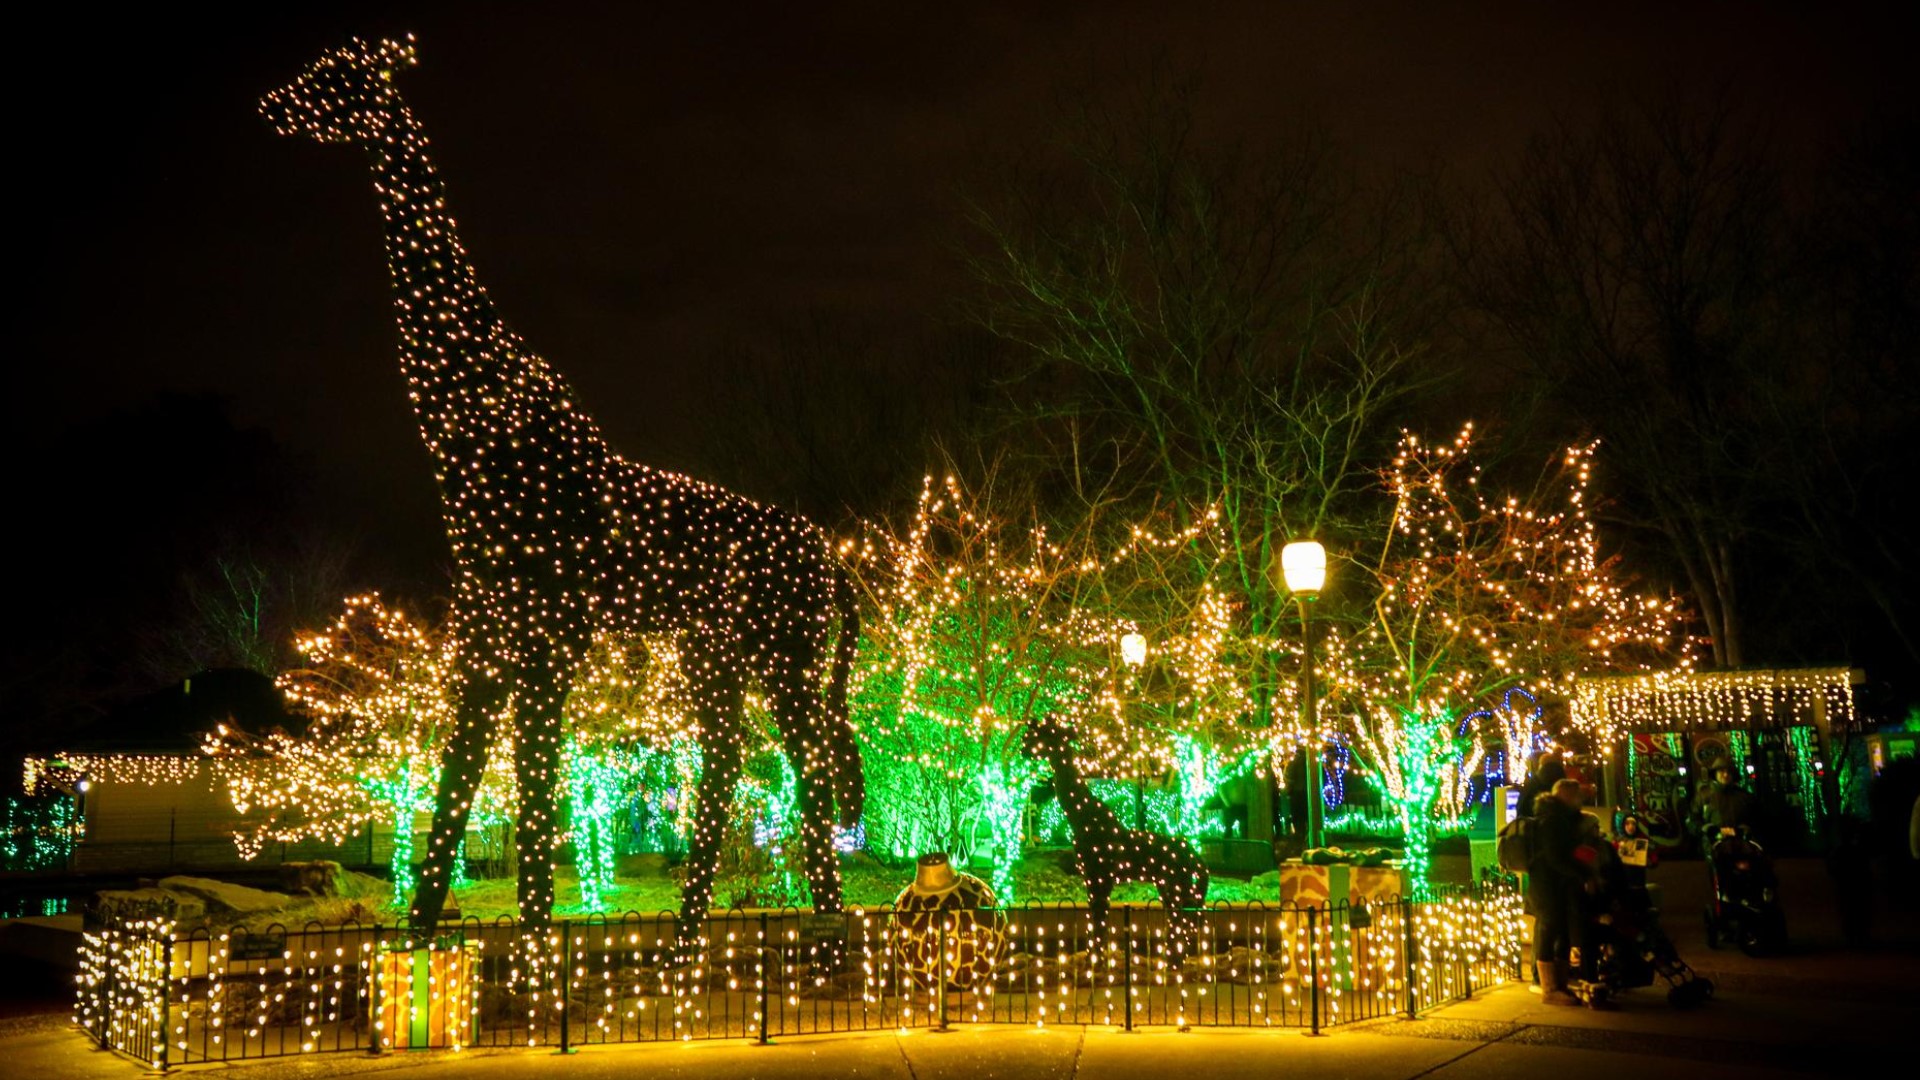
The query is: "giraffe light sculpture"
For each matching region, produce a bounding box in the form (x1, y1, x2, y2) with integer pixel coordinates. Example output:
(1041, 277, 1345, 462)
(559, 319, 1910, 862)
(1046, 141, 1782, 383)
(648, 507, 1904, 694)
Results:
(1021, 715, 1209, 954)
(258, 35, 864, 938)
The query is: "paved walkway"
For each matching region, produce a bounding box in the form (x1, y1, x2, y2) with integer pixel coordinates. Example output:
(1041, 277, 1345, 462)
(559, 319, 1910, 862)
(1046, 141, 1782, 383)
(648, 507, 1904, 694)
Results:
(15, 973, 1907, 1080)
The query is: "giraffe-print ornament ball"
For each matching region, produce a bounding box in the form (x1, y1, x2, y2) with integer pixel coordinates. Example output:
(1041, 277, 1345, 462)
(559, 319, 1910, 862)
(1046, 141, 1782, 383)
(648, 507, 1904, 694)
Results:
(892, 853, 1006, 991)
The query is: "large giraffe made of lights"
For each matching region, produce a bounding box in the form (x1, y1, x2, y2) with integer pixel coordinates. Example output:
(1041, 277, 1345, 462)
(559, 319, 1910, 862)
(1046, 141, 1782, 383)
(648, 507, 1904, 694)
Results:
(259, 36, 864, 937)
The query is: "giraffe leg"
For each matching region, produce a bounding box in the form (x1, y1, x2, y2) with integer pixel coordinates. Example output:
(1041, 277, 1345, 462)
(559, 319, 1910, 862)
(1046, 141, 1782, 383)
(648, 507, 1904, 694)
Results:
(770, 670, 845, 916)
(410, 650, 507, 938)
(509, 641, 576, 928)
(676, 660, 742, 949)
(1166, 852, 1209, 955)
(1087, 876, 1114, 959)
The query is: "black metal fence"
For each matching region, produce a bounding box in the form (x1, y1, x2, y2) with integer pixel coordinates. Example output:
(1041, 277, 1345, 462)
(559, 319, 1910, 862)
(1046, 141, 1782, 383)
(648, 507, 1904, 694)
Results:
(76, 884, 1521, 1069)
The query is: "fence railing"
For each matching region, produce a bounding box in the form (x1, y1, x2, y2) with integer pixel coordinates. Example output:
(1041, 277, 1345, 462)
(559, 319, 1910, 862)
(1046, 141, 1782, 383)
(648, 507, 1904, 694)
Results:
(77, 883, 1522, 1069)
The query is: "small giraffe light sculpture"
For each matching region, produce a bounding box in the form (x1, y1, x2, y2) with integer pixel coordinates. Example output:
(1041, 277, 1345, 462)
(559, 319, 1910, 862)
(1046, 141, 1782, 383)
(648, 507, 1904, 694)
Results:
(258, 36, 864, 938)
(1021, 716, 1209, 953)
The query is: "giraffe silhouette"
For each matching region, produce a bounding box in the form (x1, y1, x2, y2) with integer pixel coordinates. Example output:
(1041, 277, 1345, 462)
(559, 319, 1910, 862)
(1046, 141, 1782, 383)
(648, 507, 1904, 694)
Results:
(1022, 716, 1209, 953)
(258, 36, 864, 938)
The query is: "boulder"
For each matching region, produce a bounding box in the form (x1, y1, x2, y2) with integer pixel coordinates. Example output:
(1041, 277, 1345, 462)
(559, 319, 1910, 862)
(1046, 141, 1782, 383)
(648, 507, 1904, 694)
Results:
(94, 887, 205, 925)
(279, 860, 347, 897)
(156, 876, 294, 916)
(338, 869, 391, 899)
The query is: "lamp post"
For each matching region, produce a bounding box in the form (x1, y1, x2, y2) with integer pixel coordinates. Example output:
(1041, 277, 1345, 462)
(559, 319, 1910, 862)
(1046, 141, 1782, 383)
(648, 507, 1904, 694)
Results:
(1281, 541, 1327, 852)
(1119, 632, 1147, 826)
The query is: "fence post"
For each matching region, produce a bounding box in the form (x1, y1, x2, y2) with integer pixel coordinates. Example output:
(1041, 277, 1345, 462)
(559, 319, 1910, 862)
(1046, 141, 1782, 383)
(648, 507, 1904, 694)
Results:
(757, 912, 770, 1046)
(156, 933, 170, 1072)
(1306, 906, 1320, 1036)
(556, 922, 573, 1054)
(98, 931, 113, 1051)
(1121, 909, 1134, 1033)
(369, 929, 385, 1056)
(1402, 899, 1418, 1019)
(935, 917, 949, 1031)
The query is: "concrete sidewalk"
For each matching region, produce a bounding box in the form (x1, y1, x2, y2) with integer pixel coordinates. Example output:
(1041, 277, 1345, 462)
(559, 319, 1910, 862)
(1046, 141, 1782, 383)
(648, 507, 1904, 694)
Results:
(15, 977, 1896, 1080)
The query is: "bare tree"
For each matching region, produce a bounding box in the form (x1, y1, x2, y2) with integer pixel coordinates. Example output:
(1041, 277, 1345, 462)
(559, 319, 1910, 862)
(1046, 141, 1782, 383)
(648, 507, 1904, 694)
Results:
(692, 310, 1003, 530)
(138, 538, 356, 682)
(961, 70, 1444, 743)
(1766, 112, 1920, 667)
(1449, 92, 1785, 667)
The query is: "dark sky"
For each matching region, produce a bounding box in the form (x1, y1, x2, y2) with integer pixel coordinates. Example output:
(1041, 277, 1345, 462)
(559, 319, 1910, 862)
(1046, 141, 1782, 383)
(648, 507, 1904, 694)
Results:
(16, 1, 1912, 586)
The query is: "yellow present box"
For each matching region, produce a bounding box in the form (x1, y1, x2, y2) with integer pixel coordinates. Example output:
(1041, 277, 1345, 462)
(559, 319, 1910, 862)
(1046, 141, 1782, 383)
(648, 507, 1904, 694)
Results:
(375, 942, 478, 1050)
(1279, 860, 1407, 908)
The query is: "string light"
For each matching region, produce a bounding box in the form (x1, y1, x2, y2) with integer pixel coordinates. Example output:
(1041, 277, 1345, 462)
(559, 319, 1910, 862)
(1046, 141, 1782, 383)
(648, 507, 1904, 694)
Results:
(1457, 686, 1551, 804)
(1570, 667, 1858, 751)
(1346, 706, 1482, 895)
(24, 754, 202, 795)
(259, 35, 863, 937)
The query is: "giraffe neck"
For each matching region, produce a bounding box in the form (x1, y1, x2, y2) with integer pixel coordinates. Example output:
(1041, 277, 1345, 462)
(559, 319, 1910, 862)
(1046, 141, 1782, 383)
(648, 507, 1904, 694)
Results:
(361, 102, 603, 468)
(1050, 751, 1100, 822)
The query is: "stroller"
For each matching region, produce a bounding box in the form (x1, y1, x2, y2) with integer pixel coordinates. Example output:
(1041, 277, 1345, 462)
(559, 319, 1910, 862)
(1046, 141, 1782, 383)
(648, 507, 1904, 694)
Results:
(1703, 825, 1787, 957)
(1566, 836, 1714, 1008)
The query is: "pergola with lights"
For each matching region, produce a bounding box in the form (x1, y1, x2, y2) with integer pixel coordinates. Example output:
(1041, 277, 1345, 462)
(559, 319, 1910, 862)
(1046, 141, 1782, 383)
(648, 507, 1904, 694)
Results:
(1570, 666, 1863, 842)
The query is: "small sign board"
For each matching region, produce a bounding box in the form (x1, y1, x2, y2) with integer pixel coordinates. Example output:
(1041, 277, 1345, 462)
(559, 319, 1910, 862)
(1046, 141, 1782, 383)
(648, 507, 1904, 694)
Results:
(230, 932, 286, 961)
(799, 913, 847, 945)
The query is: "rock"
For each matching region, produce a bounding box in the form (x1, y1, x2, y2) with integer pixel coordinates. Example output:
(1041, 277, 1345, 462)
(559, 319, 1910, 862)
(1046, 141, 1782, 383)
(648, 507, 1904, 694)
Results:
(95, 887, 205, 925)
(156, 876, 295, 916)
(279, 860, 347, 897)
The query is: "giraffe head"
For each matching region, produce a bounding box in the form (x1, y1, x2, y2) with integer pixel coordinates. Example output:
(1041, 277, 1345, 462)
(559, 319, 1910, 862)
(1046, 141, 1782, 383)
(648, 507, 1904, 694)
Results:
(260, 35, 419, 146)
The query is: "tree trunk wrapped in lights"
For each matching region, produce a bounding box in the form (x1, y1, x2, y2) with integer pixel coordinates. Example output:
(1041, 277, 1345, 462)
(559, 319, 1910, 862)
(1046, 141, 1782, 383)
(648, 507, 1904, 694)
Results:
(1346, 704, 1484, 896)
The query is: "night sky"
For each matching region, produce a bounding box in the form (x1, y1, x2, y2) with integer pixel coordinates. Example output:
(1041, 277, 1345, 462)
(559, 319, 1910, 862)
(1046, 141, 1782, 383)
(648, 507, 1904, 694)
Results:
(9, 2, 1914, 734)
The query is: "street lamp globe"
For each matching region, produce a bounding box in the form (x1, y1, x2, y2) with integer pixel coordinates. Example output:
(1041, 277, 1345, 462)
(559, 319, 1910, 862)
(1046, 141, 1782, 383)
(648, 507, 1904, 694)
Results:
(1120, 632, 1148, 667)
(1281, 540, 1326, 595)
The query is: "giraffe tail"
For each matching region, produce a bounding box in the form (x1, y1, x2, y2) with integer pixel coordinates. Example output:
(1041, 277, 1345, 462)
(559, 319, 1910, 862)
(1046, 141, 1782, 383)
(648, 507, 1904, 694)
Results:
(827, 564, 865, 827)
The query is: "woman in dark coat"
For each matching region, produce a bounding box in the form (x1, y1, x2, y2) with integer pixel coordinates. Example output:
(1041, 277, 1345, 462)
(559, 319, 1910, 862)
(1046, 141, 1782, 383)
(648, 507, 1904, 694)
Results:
(1528, 778, 1596, 1006)
(1519, 753, 1568, 819)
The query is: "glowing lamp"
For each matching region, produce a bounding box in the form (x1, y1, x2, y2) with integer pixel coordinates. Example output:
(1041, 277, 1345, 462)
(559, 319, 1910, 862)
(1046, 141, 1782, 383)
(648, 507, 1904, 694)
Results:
(1281, 541, 1326, 595)
(1120, 632, 1148, 667)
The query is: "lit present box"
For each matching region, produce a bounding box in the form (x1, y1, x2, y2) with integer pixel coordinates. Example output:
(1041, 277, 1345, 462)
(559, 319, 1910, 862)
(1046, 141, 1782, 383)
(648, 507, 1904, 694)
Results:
(1279, 859, 1407, 907)
(375, 941, 478, 1050)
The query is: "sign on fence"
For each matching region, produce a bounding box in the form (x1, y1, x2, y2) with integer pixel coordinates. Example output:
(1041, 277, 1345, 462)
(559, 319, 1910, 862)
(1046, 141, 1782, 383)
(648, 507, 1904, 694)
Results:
(800, 913, 846, 944)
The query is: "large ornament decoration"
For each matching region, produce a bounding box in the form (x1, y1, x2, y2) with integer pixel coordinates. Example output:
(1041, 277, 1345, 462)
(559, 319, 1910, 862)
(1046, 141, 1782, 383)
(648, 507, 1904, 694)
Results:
(891, 853, 1006, 991)
(258, 36, 864, 937)
(1021, 716, 1210, 952)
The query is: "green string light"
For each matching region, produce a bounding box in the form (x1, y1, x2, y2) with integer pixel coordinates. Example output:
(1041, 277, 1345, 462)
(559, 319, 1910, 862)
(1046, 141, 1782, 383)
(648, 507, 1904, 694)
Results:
(1787, 727, 1825, 834)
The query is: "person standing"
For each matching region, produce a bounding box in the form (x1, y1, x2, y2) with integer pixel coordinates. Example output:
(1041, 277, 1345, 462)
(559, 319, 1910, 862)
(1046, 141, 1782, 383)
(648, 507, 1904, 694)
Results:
(1528, 778, 1596, 1006)
(1520, 753, 1567, 819)
(1710, 766, 1754, 831)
